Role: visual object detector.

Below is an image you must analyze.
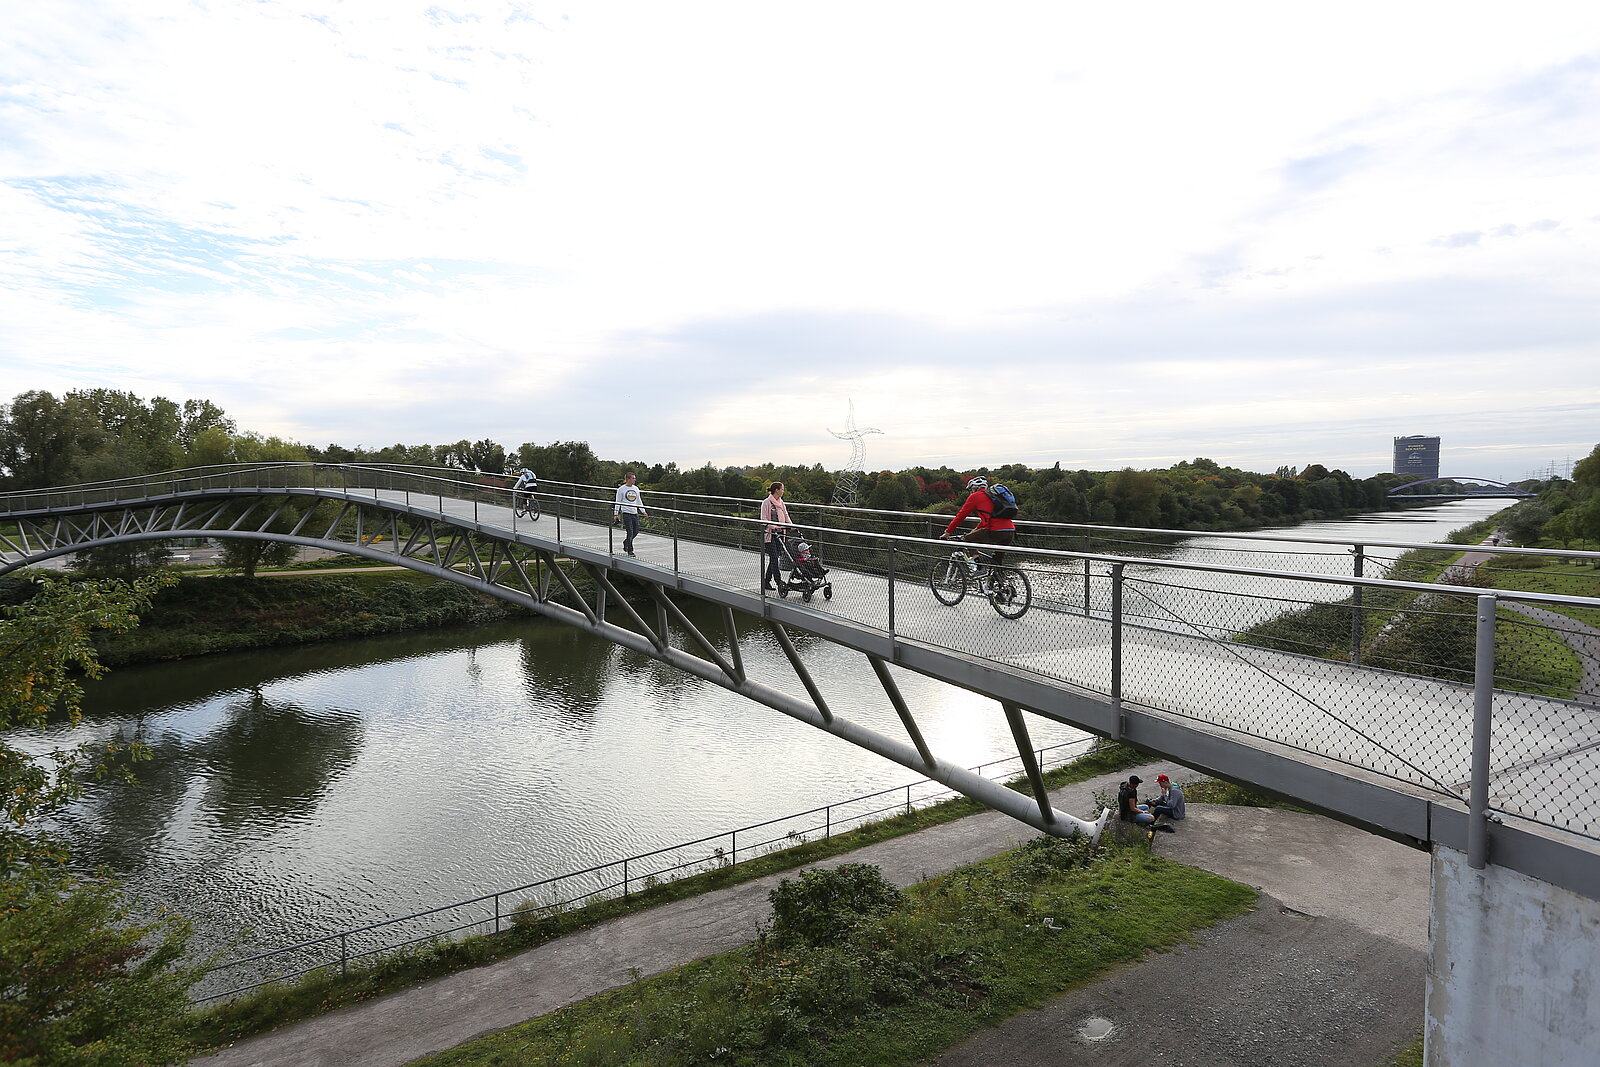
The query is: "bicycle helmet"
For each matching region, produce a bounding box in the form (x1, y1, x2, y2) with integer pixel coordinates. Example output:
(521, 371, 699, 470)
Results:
(966, 477, 989, 491)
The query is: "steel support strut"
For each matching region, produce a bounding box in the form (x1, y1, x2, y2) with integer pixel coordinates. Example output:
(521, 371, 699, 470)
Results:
(868, 654, 934, 770)
(771, 623, 833, 724)
(1468, 593, 1497, 869)
(1002, 702, 1057, 826)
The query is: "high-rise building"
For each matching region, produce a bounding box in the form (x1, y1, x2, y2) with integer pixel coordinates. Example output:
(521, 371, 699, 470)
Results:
(1393, 435, 1441, 481)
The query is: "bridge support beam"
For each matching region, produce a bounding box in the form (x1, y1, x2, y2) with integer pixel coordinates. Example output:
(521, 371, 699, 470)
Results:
(1426, 846, 1600, 1065)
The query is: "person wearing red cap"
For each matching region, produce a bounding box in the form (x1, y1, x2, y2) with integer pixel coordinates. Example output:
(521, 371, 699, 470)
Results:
(1149, 773, 1185, 825)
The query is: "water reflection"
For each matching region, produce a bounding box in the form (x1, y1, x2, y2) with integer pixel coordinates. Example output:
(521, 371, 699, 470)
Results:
(63, 688, 363, 869)
(34, 611, 1093, 961)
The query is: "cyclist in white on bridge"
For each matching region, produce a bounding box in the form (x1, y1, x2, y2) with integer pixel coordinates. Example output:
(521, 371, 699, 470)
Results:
(511, 468, 537, 509)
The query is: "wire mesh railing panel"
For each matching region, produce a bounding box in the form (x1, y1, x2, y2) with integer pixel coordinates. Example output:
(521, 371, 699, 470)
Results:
(1112, 573, 1484, 793)
(1487, 690, 1600, 837)
(1122, 623, 1475, 793)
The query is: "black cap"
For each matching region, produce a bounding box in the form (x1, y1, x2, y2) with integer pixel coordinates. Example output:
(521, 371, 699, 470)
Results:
(1129, 775, 1142, 785)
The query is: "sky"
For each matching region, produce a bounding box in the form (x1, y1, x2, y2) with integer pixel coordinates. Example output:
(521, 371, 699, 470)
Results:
(2, 2, 1597, 483)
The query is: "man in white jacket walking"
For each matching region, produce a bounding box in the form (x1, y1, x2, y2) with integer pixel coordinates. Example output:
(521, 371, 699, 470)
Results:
(613, 472, 646, 555)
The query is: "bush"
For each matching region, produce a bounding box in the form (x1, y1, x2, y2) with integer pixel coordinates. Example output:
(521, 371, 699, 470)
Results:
(768, 863, 904, 947)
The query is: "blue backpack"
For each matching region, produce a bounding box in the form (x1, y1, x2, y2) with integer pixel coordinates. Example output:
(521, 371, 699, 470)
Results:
(986, 484, 1019, 520)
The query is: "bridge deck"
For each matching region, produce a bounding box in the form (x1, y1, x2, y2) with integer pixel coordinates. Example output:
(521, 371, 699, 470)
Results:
(403, 490, 1600, 841)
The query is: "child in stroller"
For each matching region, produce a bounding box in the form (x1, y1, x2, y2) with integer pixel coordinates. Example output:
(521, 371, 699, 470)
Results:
(777, 535, 833, 602)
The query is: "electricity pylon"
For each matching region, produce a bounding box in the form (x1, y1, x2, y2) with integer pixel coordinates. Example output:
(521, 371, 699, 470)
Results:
(828, 402, 883, 507)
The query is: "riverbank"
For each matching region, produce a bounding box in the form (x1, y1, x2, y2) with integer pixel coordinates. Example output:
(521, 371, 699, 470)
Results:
(1233, 517, 1598, 701)
(196, 762, 1431, 1067)
(0, 571, 532, 667)
(188, 742, 1150, 1048)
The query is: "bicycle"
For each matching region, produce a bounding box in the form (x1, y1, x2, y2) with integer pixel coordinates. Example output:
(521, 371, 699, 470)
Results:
(928, 545, 1032, 619)
(513, 490, 541, 521)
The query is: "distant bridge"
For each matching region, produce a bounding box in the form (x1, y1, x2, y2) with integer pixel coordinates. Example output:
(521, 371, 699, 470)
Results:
(1387, 475, 1536, 500)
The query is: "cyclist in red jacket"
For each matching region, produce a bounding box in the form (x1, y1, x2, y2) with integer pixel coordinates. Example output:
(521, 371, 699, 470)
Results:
(941, 476, 1016, 568)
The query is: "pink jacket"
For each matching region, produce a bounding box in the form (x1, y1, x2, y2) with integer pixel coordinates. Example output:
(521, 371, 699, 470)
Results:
(760, 494, 791, 542)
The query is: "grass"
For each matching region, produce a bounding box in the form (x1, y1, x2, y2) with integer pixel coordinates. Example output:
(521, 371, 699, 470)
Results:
(1494, 607, 1582, 699)
(1234, 520, 1597, 701)
(1379, 1033, 1424, 1066)
(1481, 554, 1600, 631)
(411, 842, 1255, 1067)
(1179, 778, 1311, 812)
(188, 741, 1151, 1048)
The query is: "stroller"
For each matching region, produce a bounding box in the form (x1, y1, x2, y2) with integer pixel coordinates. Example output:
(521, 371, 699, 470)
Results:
(775, 533, 833, 602)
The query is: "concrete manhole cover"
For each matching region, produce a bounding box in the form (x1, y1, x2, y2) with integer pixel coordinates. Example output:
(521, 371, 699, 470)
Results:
(1077, 1015, 1115, 1042)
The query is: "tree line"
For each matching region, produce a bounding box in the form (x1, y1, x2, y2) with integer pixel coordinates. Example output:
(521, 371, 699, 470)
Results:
(1491, 443, 1600, 550)
(6, 387, 1570, 543)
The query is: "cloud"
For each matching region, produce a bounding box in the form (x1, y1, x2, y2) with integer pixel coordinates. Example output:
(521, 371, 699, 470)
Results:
(1, 2, 1597, 485)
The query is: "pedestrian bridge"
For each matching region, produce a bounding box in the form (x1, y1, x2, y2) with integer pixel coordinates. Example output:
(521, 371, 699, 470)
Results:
(2, 464, 1597, 900)
(1386, 476, 1538, 499)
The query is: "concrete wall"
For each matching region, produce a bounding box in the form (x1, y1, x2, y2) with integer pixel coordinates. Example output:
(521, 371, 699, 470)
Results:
(1427, 846, 1600, 1065)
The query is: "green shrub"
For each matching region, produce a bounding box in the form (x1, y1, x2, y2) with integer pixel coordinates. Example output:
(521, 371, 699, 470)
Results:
(768, 863, 904, 947)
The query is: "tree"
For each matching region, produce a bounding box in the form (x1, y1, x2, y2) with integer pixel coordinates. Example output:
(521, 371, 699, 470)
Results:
(1499, 502, 1552, 546)
(0, 866, 197, 1065)
(70, 541, 174, 577)
(435, 439, 506, 475)
(0, 391, 106, 488)
(517, 440, 599, 485)
(1103, 468, 1163, 527)
(0, 574, 198, 1064)
(229, 432, 311, 464)
(1559, 443, 1600, 550)
(1574, 443, 1600, 490)
(1034, 479, 1087, 522)
(179, 398, 235, 450)
(2, 574, 174, 868)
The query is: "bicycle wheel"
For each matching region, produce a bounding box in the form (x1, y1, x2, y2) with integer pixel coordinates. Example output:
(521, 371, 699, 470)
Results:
(526, 496, 541, 521)
(987, 565, 1032, 619)
(929, 556, 967, 606)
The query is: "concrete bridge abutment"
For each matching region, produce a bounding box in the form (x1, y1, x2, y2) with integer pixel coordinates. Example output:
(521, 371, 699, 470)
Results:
(1426, 846, 1600, 1065)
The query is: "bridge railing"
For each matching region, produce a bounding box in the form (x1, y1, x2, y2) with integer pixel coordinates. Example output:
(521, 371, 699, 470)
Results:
(478, 482, 1598, 846)
(7, 460, 1577, 573)
(401, 474, 1597, 841)
(6, 467, 1599, 847)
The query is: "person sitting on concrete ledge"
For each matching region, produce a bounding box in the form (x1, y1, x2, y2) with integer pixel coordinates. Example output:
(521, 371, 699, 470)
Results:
(1118, 775, 1175, 834)
(1149, 774, 1185, 826)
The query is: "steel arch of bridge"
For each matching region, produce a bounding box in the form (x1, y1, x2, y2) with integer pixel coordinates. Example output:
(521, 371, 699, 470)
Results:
(0, 482, 1109, 843)
(1387, 476, 1536, 499)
